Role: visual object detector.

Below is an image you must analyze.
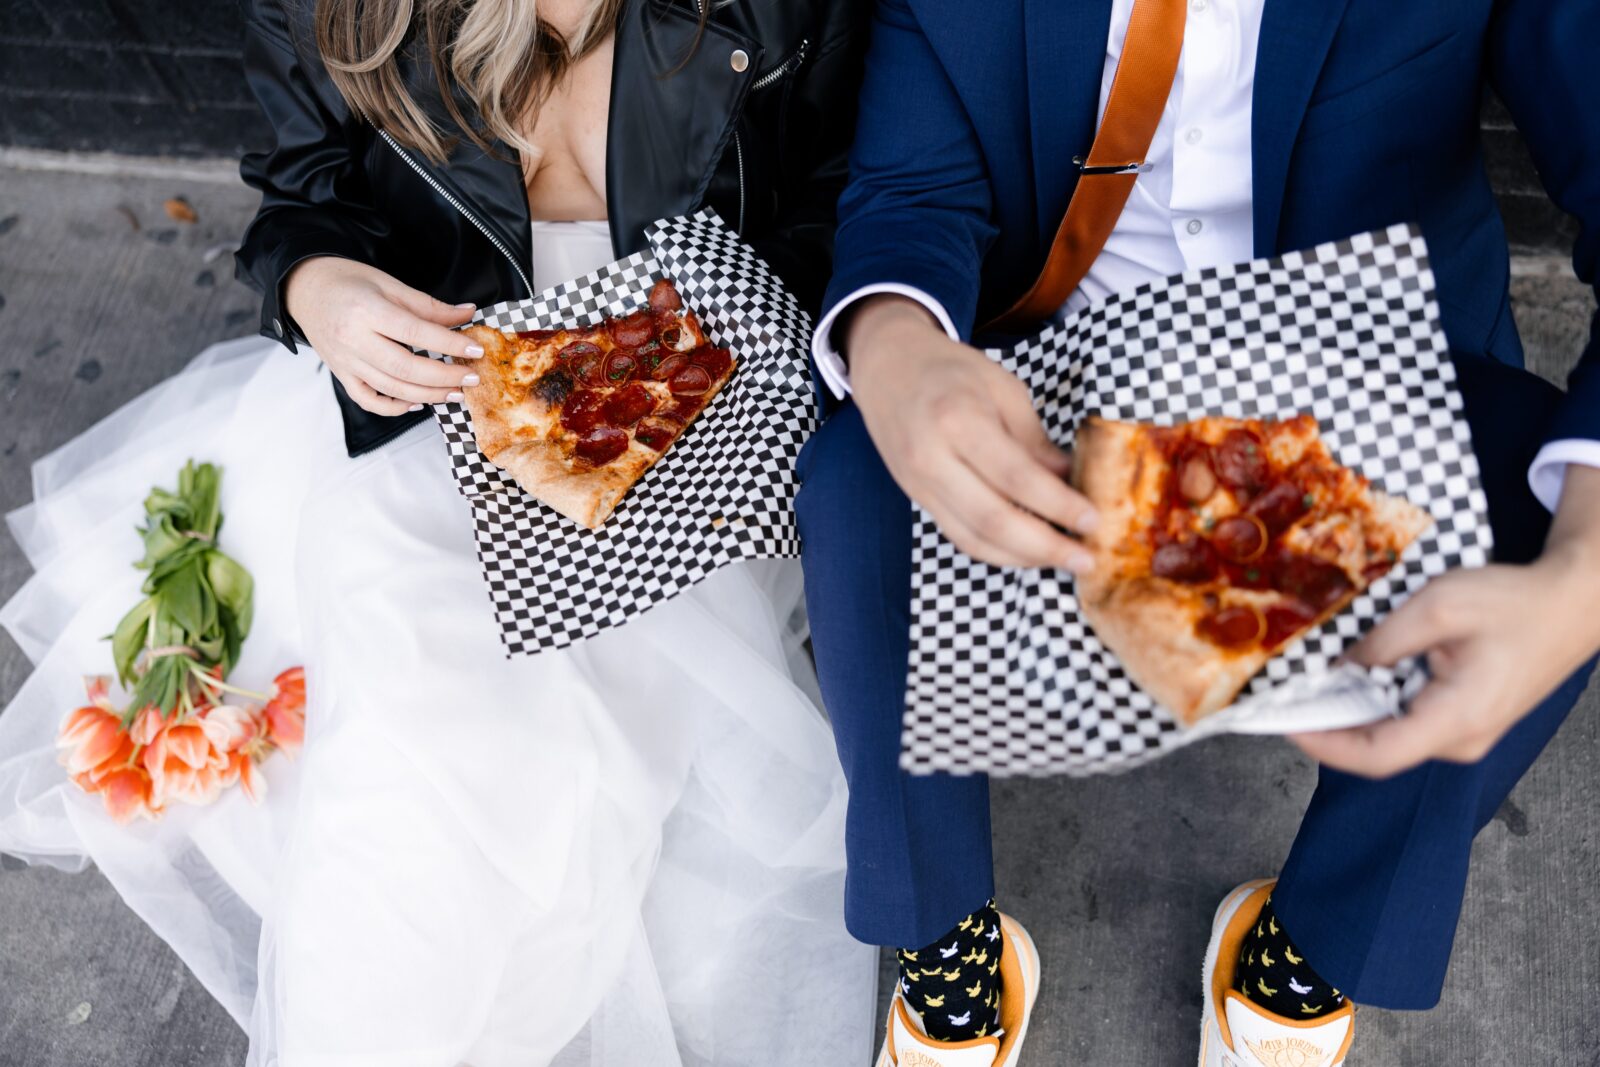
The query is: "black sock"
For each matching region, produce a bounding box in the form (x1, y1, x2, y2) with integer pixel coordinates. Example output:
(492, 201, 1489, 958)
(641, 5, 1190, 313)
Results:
(897, 899, 1004, 1042)
(1236, 892, 1345, 1019)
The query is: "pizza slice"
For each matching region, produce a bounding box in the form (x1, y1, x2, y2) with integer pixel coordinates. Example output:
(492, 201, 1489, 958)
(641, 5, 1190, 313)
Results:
(1069, 414, 1432, 724)
(459, 279, 736, 529)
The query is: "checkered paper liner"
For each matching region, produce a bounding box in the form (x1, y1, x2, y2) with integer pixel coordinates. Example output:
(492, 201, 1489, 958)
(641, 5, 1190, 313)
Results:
(428, 210, 815, 655)
(902, 224, 1494, 777)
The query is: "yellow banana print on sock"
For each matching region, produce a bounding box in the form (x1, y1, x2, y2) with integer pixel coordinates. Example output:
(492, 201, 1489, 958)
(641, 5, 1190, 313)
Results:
(1256, 978, 1277, 998)
(944, 968, 963, 982)
(920, 967, 942, 977)
(1256, 921, 1265, 939)
(1247, 950, 1254, 967)
(977, 1024, 988, 1038)
(1260, 949, 1274, 969)
(959, 917, 973, 931)
(1269, 915, 1279, 936)
(971, 920, 985, 938)
(987, 959, 998, 977)
(905, 969, 919, 983)
(966, 981, 982, 998)
(903, 951, 919, 962)
(1284, 946, 1302, 966)
(924, 995, 945, 1008)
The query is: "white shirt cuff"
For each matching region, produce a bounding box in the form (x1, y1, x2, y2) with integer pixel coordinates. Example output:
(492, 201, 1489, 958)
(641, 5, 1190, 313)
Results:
(810, 283, 961, 399)
(1528, 438, 1600, 512)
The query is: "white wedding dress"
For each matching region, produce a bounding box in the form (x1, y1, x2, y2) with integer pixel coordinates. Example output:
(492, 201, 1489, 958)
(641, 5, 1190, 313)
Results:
(0, 221, 876, 1066)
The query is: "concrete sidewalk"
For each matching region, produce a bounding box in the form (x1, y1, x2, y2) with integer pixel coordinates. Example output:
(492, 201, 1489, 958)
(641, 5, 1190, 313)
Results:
(1, 158, 1597, 1067)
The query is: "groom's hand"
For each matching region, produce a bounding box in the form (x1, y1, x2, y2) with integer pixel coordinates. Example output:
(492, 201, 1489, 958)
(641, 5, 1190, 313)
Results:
(847, 295, 1099, 570)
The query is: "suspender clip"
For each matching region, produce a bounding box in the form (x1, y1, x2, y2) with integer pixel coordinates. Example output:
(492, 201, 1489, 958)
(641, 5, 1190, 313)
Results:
(1072, 156, 1154, 176)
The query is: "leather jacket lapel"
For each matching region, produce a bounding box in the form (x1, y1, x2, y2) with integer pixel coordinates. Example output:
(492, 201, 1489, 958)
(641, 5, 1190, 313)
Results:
(608, 0, 758, 257)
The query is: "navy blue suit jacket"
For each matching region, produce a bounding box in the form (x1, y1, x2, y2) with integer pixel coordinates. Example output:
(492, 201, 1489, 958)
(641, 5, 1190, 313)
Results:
(823, 0, 1600, 450)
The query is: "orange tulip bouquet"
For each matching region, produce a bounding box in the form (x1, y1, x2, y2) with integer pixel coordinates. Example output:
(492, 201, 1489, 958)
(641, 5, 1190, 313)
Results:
(55, 461, 305, 824)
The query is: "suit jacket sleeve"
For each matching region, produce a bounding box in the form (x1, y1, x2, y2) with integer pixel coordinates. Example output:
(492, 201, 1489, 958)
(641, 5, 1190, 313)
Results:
(819, 0, 997, 341)
(233, 0, 395, 353)
(1488, 0, 1600, 448)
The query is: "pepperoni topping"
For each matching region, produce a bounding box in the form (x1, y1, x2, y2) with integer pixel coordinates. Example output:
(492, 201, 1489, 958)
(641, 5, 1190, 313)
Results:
(1151, 538, 1220, 584)
(648, 279, 683, 313)
(635, 415, 685, 452)
(1248, 481, 1311, 534)
(560, 389, 606, 433)
(532, 366, 574, 407)
(1211, 514, 1268, 563)
(575, 426, 629, 466)
(658, 322, 684, 348)
(608, 310, 655, 348)
(604, 349, 639, 385)
(1197, 605, 1266, 648)
(670, 366, 714, 396)
(1262, 601, 1319, 650)
(689, 345, 733, 379)
(557, 339, 602, 363)
(1271, 552, 1352, 612)
(516, 328, 561, 342)
(1213, 429, 1269, 492)
(665, 395, 706, 421)
(570, 349, 608, 388)
(652, 351, 691, 381)
(601, 382, 656, 427)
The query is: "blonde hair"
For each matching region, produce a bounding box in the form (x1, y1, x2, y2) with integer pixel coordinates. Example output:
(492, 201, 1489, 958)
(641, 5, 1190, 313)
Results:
(315, 0, 629, 164)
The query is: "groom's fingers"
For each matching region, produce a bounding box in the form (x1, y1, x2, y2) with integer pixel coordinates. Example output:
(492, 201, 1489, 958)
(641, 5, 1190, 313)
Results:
(931, 453, 1093, 570)
(981, 428, 1100, 537)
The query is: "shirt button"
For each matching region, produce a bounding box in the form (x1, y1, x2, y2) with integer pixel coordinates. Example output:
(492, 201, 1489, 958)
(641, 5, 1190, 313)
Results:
(1186, 219, 1204, 236)
(1186, 127, 1204, 146)
(272, 317, 284, 336)
(730, 49, 750, 73)
(1192, 0, 1208, 12)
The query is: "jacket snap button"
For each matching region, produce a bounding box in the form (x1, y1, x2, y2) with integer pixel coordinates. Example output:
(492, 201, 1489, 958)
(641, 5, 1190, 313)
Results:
(273, 317, 284, 336)
(730, 49, 749, 72)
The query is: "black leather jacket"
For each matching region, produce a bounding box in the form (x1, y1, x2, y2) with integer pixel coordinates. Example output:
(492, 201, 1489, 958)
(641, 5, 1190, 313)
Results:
(235, 0, 868, 456)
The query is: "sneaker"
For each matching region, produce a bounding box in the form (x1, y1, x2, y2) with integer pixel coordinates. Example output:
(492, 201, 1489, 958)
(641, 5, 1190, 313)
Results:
(1199, 880, 1356, 1067)
(875, 912, 1041, 1067)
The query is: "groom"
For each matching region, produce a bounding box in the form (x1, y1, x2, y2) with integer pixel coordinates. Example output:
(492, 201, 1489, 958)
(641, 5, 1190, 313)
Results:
(796, 0, 1600, 1064)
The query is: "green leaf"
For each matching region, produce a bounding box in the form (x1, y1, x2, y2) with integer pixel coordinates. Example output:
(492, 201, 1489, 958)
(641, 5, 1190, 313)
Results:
(138, 514, 190, 571)
(161, 562, 206, 638)
(110, 597, 156, 687)
(206, 552, 253, 641)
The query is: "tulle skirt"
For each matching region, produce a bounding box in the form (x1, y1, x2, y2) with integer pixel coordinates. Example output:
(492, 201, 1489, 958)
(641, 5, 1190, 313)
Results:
(0, 337, 875, 1066)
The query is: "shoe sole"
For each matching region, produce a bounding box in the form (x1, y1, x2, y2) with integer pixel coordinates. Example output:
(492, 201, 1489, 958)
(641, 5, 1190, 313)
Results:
(1196, 879, 1275, 1067)
(873, 915, 1043, 1067)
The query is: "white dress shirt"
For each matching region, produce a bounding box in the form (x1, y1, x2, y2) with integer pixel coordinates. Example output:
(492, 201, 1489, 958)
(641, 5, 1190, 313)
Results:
(812, 0, 1596, 513)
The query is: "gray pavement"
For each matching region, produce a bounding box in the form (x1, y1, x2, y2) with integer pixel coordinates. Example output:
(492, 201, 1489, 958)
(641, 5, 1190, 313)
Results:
(1, 159, 1597, 1067)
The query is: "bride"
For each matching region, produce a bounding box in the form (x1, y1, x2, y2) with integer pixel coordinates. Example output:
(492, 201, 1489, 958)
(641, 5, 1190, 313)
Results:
(0, 0, 876, 1064)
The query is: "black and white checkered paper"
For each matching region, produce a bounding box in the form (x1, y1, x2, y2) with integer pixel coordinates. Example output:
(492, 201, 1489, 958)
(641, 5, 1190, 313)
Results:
(903, 224, 1494, 778)
(429, 210, 815, 655)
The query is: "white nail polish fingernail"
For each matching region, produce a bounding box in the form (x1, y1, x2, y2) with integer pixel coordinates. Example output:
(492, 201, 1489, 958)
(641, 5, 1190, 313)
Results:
(465, 344, 484, 357)
(408, 404, 424, 412)
(455, 302, 476, 309)
(461, 374, 480, 387)
(446, 391, 464, 402)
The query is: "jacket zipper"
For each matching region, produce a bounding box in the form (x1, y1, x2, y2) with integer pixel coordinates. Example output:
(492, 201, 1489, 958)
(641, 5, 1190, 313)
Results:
(732, 39, 809, 233)
(379, 129, 534, 298)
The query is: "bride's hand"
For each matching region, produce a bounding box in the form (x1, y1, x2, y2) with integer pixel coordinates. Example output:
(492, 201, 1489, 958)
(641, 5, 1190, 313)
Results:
(284, 256, 483, 415)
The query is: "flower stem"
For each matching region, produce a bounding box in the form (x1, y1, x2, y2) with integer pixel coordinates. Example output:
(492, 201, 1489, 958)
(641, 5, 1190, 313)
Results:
(189, 666, 270, 703)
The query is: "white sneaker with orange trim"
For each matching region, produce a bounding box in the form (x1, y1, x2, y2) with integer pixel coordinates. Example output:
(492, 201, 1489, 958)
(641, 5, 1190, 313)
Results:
(874, 912, 1041, 1067)
(1199, 880, 1356, 1067)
